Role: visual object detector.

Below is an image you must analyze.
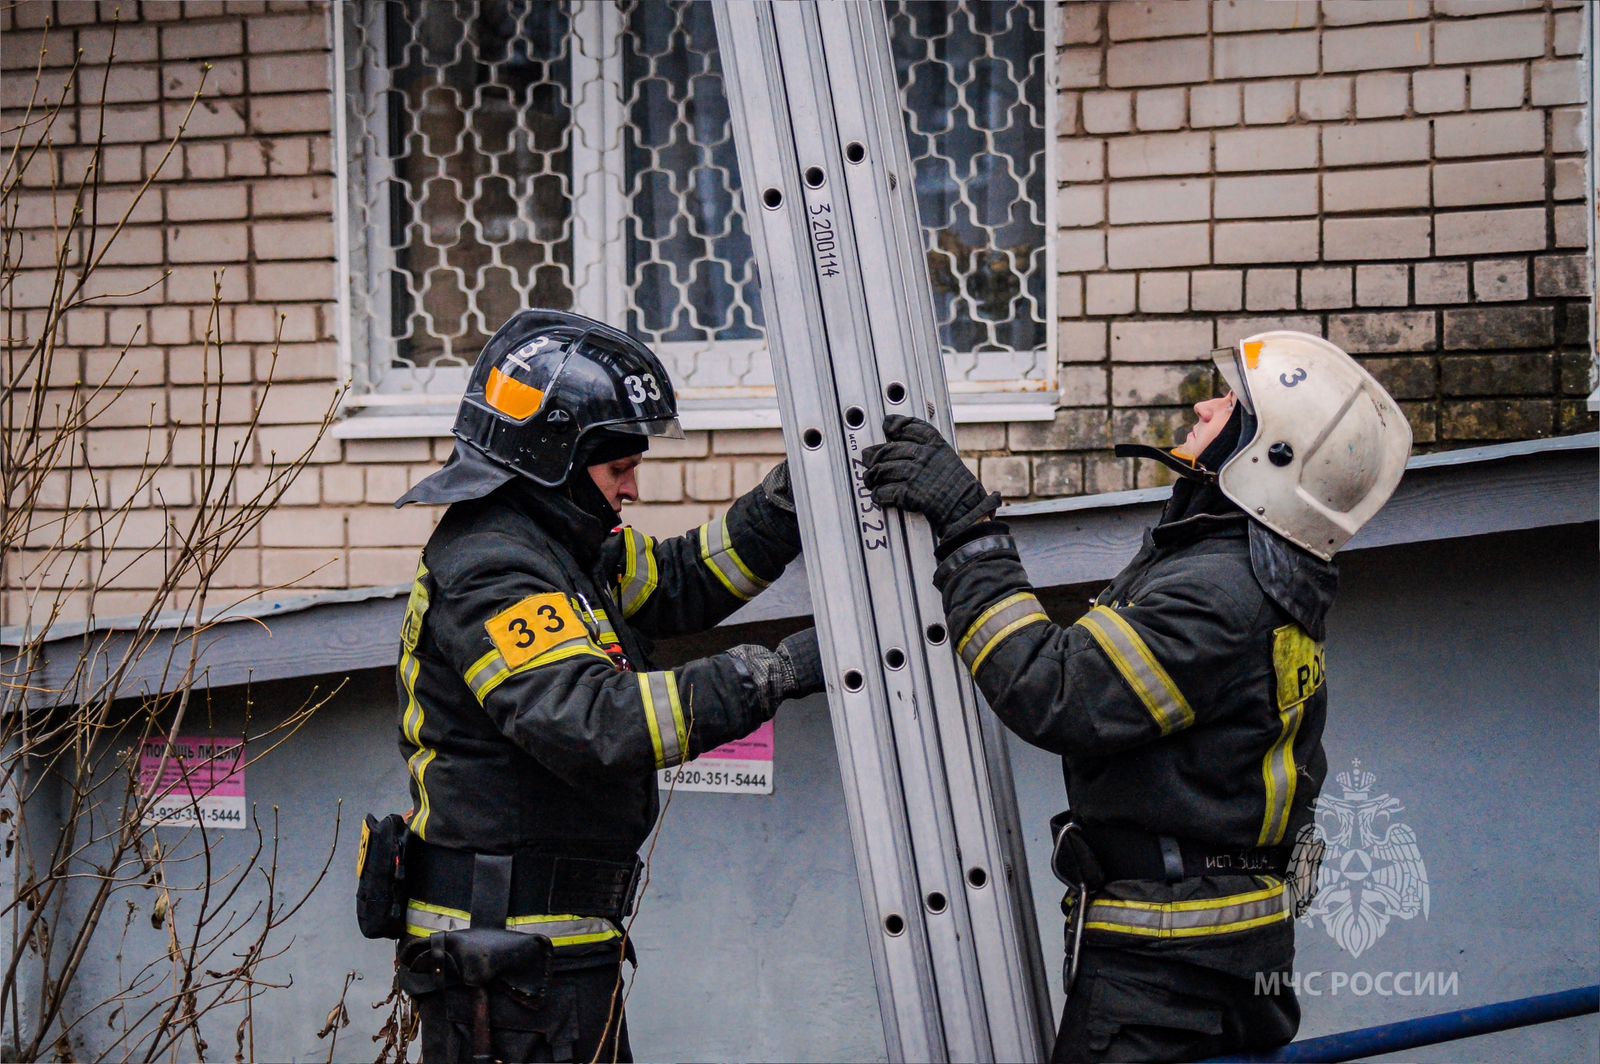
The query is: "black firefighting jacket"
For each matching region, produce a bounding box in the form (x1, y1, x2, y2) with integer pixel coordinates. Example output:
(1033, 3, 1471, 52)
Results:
(933, 497, 1335, 968)
(394, 475, 799, 945)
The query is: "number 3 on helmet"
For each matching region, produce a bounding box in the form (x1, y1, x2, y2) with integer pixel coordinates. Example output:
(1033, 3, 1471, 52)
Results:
(1211, 331, 1412, 560)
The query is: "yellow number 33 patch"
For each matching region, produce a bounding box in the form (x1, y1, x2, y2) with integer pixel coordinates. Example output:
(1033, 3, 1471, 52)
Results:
(485, 593, 584, 669)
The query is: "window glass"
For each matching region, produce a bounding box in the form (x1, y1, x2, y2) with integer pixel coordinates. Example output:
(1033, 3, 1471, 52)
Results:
(344, 0, 1050, 402)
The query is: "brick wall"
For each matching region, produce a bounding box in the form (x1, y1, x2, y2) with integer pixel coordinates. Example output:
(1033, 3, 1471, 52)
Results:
(3, 0, 402, 622)
(1013, 0, 1598, 499)
(4, 0, 1595, 622)
(1, 0, 787, 624)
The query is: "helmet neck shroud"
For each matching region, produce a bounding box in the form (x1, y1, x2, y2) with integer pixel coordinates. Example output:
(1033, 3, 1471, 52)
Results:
(563, 428, 650, 528)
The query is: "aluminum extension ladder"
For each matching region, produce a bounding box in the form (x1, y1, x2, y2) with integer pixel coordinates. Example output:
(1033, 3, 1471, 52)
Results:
(709, 2, 1053, 1059)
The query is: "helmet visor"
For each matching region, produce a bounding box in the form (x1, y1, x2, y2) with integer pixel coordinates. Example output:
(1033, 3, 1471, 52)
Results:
(608, 415, 684, 439)
(1211, 345, 1255, 413)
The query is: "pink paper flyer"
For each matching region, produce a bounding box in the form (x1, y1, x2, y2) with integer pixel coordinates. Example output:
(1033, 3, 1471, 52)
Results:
(658, 720, 774, 795)
(138, 737, 247, 829)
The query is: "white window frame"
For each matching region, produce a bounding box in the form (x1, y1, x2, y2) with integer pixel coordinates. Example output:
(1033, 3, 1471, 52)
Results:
(332, 0, 1058, 439)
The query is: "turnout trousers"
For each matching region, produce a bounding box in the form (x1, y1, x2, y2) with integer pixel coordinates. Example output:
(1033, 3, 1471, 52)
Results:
(415, 956, 632, 1063)
(1051, 945, 1298, 1063)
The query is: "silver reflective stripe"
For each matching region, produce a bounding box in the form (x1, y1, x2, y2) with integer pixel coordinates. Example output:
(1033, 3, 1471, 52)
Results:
(404, 904, 619, 947)
(464, 635, 611, 705)
(638, 670, 688, 769)
(465, 651, 509, 703)
(1085, 883, 1290, 940)
(619, 529, 659, 618)
(405, 904, 465, 936)
(588, 607, 620, 646)
(957, 591, 1050, 673)
(699, 517, 769, 601)
(1074, 605, 1195, 735)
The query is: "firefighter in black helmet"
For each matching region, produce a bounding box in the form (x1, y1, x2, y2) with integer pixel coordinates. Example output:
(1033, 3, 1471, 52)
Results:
(387, 310, 821, 1062)
(863, 332, 1411, 1062)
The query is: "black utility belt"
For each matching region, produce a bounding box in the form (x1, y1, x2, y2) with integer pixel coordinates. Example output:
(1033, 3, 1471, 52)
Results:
(1052, 814, 1289, 888)
(411, 840, 642, 924)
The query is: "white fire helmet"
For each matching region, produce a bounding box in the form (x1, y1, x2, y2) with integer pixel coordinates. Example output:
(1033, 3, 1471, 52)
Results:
(1211, 331, 1412, 560)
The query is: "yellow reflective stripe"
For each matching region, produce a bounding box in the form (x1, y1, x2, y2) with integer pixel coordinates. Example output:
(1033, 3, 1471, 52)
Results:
(665, 672, 688, 762)
(698, 517, 769, 601)
(1085, 910, 1290, 939)
(957, 592, 1050, 673)
(466, 639, 612, 704)
(618, 528, 659, 618)
(404, 905, 621, 948)
(637, 670, 686, 769)
(1261, 624, 1322, 845)
(588, 607, 619, 646)
(972, 612, 1049, 673)
(637, 672, 666, 768)
(1086, 881, 1290, 939)
(409, 900, 468, 920)
(506, 914, 622, 947)
(464, 649, 503, 697)
(1092, 881, 1284, 912)
(1258, 700, 1305, 846)
(408, 747, 437, 839)
(400, 558, 430, 653)
(401, 652, 424, 745)
(1074, 605, 1195, 735)
(398, 648, 437, 841)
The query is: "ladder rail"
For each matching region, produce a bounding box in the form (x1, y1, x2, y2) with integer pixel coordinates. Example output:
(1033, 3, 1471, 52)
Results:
(709, 3, 946, 1058)
(710, 2, 1053, 1058)
(766, 4, 992, 1057)
(825, 4, 1056, 1052)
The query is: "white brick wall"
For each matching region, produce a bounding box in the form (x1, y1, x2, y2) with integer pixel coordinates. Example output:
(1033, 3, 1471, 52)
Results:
(3, 0, 1595, 621)
(1053, 0, 1596, 493)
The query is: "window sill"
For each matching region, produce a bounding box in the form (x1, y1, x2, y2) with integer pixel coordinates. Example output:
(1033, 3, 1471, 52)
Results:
(330, 391, 1060, 438)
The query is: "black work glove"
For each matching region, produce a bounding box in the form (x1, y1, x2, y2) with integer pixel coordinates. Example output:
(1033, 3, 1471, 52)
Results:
(860, 415, 1000, 540)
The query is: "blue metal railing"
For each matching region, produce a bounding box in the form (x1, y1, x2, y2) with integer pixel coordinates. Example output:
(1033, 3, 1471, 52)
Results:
(1220, 984, 1599, 1062)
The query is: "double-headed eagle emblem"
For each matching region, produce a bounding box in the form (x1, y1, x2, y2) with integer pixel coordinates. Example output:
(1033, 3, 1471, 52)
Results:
(1291, 760, 1430, 958)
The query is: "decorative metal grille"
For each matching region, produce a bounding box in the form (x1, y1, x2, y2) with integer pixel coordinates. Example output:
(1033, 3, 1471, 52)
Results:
(340, 0, 1049, 406)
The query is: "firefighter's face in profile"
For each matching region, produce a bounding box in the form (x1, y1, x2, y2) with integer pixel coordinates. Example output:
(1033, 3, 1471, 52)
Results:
(1177, 392, 1237, 459)
(589, 454, 644, 510)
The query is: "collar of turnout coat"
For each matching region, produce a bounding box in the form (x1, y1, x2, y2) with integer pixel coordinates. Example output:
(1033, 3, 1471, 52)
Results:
(499, 476, 616, 569)
(1147, 508, 1338, 642)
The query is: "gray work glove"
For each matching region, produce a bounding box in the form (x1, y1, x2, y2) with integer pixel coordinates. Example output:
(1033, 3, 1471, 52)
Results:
(760, 459, 795, 513)
(861, 415, 1000, 540)
(729, 627, 824, 715)
(775, 628, 823, 699)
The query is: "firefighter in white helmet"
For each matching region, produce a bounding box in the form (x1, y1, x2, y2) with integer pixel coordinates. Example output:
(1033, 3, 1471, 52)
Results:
(863, 331, 1411, 1062)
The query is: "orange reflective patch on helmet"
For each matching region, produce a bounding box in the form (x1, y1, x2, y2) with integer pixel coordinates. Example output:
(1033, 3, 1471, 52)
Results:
(485, 366, 545, 420)
(1244, 341, 1264, 369)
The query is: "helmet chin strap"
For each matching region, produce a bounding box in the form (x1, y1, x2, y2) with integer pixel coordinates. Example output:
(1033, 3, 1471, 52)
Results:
(1115, 402, 1250, 487)
(1113, 442, 1218, 483)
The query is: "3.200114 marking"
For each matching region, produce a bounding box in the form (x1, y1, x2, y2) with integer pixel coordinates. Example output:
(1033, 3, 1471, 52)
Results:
(809, 203, 840, 277)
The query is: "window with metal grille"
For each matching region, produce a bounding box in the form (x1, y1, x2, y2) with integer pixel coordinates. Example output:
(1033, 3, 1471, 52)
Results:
(336, 0, 1054, 434)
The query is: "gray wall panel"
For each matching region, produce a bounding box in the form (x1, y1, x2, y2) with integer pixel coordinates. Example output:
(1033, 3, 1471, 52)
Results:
(58, 525, 1597, 1061)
